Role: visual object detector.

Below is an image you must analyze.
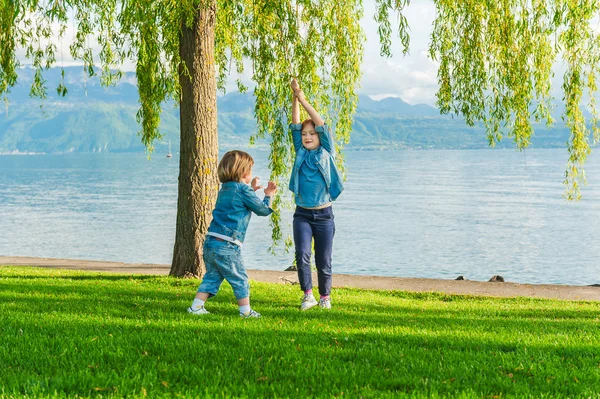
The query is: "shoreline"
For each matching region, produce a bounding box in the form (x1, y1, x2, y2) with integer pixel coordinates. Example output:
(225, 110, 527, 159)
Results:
(1, 255, 599, 302)
(0, 147, 573, 156)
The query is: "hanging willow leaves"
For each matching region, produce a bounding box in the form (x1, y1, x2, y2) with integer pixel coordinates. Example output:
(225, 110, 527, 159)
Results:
(216, 0, 365, 250)
(429, 0, 600, 200)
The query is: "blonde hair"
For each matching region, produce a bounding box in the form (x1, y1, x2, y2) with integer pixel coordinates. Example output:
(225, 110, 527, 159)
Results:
(217, 150, 254, 183)
(301, 119, 315, 131)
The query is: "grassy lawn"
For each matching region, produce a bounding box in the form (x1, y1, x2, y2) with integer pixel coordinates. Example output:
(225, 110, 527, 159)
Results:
(1, 266, 599, 398)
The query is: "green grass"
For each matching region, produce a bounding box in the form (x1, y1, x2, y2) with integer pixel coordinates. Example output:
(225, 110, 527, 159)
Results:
(1, 266, 599, 398)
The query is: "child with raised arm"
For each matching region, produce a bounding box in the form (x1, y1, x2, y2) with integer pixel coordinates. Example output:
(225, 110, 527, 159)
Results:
(289, 78, 344, 310)
(188, 150, 278, 318)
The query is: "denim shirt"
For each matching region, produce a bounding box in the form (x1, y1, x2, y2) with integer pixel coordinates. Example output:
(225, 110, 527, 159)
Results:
(288, 123, 344, 206)
(207, 181, 273, 244)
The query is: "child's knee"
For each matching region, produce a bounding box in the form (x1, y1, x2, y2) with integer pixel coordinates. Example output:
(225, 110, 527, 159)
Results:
(295, 253, 312, 270)
(198, 270, 223, 295)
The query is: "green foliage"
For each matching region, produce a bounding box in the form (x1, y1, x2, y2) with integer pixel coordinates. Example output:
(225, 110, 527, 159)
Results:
(2, 267, 600, 398)
(0, 0, 190, 154)
(216, 0, 364, 246)
(429, 0, 600, 199)
(374, 0, 411, 57)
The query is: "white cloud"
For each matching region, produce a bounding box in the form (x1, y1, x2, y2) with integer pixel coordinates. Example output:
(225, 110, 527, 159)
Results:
(19, 1, 575, 108)
(360, 0, 438, 105)
(185, 1, 443, 103)
(15, 2, 440, 104)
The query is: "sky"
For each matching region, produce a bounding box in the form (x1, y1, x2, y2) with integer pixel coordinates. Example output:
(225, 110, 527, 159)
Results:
(16, 1, 600, 109)
(14, 1, 440, 106)
(227, 1, 441, 105)
(359, 0, 573, 107)
(360, 0, 438, 105)
(218, 1, 440, 104)
(16, 1, 581, 108)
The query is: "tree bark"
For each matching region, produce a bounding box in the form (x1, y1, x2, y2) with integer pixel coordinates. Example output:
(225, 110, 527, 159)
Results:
(170, 1, 219, 277)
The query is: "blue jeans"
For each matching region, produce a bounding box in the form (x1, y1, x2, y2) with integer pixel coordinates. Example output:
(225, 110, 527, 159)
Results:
(197, 236, 249, 300)
(293, 206, 335, 297)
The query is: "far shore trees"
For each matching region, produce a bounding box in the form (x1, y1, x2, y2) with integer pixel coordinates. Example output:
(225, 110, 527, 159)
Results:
(2, 1, 599, 276)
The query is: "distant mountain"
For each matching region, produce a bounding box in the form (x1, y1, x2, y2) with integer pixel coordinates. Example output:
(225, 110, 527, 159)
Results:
(0, 66, 577, 154)
(357, 95, 439, 117)
(5, 67, 141, 104)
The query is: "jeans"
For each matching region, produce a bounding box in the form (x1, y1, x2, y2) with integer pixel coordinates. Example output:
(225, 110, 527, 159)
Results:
(197, 236, 249, 300)
(293, 206, 335, 297)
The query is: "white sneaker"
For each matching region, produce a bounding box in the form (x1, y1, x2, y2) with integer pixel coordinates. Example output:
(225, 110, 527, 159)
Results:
(187, 306, 210, 315)
(319, 298, 332, 309)
(240, 309, 261, 318)
(300, 294, 318, 310)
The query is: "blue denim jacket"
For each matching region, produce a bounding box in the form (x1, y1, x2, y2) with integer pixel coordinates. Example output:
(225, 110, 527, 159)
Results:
(207, 181, 273, 244)
(289, 123, 344, 205)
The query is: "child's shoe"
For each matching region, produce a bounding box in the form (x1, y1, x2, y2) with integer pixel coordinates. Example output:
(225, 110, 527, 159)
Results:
(240, 309, 261, 318)
(300, 294, 318, 310)
(319, 297, 332, 309)
(187, 306, 210, 315)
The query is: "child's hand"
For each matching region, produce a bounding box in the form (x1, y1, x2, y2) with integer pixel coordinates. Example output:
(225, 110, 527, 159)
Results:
(291, 78, 305, 101)
(251, 177, 264, 191)
(291, 78, 300, 92)
(264, 181, 278, 197)
(295, 89, 305, 102)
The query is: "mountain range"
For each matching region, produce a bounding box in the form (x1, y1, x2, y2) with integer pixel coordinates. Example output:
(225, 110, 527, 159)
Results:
(0, 67, 575, 154)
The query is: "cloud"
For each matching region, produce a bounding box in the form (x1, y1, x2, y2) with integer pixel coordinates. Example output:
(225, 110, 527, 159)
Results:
(14, 2, 587, 111)
(15, 1, 442, 105)
(360, 0, 438, 105)
(214, 1, 442, 104)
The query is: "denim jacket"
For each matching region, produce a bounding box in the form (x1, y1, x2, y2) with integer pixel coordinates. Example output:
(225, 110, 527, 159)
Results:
(288, 123, 344, 203)
(206, 181, 273, 245)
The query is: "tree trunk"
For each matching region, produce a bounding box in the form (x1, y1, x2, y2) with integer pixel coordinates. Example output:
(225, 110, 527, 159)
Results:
(170, 1, 219, 277)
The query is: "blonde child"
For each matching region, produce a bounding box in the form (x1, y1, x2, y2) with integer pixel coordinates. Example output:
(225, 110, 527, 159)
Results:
(188, 150, 277, 318)
(289, 79, 344, 310)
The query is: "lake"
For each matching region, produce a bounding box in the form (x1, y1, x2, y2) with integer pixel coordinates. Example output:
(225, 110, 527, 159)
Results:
(1, 148, 600, 285)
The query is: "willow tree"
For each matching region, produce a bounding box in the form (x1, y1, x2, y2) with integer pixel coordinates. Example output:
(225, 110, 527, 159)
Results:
(0, 0, 364, 277)
(1, 0, 599, 277)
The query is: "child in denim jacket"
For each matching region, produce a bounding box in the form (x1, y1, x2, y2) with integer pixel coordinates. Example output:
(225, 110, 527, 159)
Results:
(289, 79, 344, 310)
(188, 150, 277, 318)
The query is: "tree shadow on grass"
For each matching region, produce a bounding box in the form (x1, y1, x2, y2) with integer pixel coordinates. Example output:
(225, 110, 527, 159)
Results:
(2, 309, 600, 399)
(2, 275, 599, 327)
(4, 287, 599, 340)
(255, 290, 600, 321)
(3, 273, 599, 399)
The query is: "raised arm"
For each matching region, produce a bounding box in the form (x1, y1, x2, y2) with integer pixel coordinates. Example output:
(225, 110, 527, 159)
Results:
(291, 78, 324, 126)
(240, 184, 273, 217)
(292, 81, 301, 124)
(295, 90, 325, 126)
(291, 79, 335, 154)
(290, 78, 302, 152)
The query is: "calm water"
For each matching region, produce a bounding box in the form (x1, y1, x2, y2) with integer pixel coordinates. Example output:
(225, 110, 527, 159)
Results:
(1, 149, 600, 286)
